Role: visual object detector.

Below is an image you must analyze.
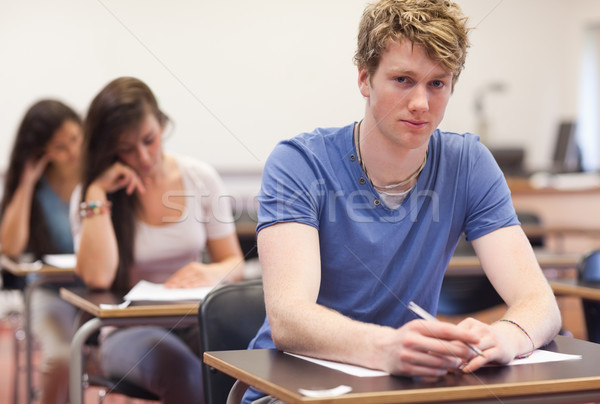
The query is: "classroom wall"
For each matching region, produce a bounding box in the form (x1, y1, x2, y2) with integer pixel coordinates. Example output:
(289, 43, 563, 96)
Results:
(449, 0, 600, 172)
(1, 0, 599, 174)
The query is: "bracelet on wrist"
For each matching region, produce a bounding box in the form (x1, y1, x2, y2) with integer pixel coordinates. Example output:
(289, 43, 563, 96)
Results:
(496, 318, 535, 359)
(79, 200, 112, 218)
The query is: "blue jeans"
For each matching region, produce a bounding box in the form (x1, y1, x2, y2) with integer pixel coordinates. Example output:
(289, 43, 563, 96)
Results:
(100, 325, 204, 404)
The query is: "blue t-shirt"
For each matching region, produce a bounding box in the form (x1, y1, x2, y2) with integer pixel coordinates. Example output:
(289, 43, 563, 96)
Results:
(36, 176, 74, 254)
(244, 123, 518, 403)
(31, 176, 80, 290)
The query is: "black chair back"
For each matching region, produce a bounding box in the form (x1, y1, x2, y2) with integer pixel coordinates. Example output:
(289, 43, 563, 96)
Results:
(438, 235, 504, 316)
(517, 211, 544, 248)
(578, 250, 600, 343)
(199, 279, 265, 404)
(437, 275, 504, 316)
(438, 212, 543, 318)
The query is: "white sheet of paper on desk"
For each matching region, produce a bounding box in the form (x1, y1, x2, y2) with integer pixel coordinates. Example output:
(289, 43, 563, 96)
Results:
(506, 349, 581, 366)
(0, 255, 42, 271)
(43, 254, 76, 268)
(123, 280, 213, 302)
(287, 349, 581, 377)
(286, 353, 389, 377)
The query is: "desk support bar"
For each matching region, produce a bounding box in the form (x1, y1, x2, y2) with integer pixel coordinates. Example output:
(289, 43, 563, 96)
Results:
(24, 274, 75, 404)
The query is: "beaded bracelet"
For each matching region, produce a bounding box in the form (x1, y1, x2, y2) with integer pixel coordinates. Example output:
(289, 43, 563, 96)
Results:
(79, 200, 112, 218)
(497, 319, 535, 359)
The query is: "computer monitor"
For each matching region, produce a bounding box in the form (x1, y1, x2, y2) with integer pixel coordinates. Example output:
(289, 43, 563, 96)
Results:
(552, 121, 581, 173)
(489, 147, 526, 177)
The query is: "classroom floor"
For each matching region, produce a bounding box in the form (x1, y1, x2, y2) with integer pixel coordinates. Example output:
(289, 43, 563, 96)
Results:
(0, 292, 592, 404)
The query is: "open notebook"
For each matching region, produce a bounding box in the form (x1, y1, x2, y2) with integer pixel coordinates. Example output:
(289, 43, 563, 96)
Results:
(123, 280, 213, 302)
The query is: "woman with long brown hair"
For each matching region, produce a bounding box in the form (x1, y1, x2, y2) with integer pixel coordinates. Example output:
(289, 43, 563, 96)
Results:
(71, 76, 244, 403)
(1, 99, 83, 404)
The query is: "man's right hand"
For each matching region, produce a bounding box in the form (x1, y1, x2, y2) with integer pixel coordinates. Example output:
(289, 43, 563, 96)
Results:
(378, 319, 483, 377)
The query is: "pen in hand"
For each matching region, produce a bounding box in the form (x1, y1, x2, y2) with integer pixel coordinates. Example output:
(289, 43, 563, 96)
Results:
(407, 301, 484, 357)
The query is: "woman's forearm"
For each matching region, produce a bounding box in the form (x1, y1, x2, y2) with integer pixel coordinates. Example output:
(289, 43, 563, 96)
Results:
(75, 184, 119, 289)
(0, 182, 35, 256)
(208, 254, 245, 282)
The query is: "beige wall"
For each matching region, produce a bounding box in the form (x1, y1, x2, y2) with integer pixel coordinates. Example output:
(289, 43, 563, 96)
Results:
(1, 1, 599, 173)
(445, 0, 600, 172)
(512, 188, 600, 253)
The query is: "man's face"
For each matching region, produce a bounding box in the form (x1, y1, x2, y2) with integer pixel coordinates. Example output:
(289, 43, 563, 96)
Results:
(358, 39, 453, 150)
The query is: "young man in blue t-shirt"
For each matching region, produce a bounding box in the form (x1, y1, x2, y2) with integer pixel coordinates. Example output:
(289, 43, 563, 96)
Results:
(245, 1, 561, 402)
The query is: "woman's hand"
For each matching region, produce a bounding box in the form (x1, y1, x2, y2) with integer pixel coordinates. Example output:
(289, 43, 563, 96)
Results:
(22, 155, 50, 186)
(0, 155, 51, 256)
(91, 161, 147, 195)
(164, 262, 225, 288)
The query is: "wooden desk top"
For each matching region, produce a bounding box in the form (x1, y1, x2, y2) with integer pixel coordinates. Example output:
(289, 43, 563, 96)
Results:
(507, 177, 600, 195)
(1, 254, 75, 276)
(8, 264, 75, 276)
(205, 336, 600, 404)
(60, 287, 199, 318)
(521, 225, 600, 238)
(549, 279, 600, 301)
(447, 251, 580, 273)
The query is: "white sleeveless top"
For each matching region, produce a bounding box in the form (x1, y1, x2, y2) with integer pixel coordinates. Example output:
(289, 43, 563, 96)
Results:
(71, 154, 236, 288)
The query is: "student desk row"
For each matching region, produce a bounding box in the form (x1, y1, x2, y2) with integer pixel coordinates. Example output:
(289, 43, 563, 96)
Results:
(446, 251, 581, 276)
(447, 252, 600, 315)
(3, 249, 592, 404)
(62, 285, 600, 404)
(61, 282, 600, 404)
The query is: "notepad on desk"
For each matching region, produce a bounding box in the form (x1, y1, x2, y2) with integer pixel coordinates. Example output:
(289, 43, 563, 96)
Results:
(0, 254, 42, 272)
(123, 280, 213, 302)
(43, 254, 77, 268)
(287, 349, 582, 378)
(505, 349, 581, 366)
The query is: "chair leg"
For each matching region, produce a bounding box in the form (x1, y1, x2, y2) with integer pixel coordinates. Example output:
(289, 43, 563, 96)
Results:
(10, 312, 25, 404)
(98, 388, 107, 404)
(12, 318, 20, 404)
(227, 379, 250, 404)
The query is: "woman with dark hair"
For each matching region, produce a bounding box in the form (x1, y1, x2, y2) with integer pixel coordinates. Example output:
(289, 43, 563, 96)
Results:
(0, 99, 83, 404)
(71, 76, 244, 403)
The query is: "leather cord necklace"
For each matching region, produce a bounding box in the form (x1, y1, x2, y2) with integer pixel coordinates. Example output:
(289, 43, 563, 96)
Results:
(355, 120, 427, 195)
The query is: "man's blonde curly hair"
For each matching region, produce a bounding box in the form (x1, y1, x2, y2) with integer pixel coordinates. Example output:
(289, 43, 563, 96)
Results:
(354, 0, 471, 90)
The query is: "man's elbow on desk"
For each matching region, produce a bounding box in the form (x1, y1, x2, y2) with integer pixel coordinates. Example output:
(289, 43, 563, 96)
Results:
(267, 310, 296, 352)
(503, 284, 562, 348)
(535, 288, 563, 344)
(266, 299, 319, 353)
